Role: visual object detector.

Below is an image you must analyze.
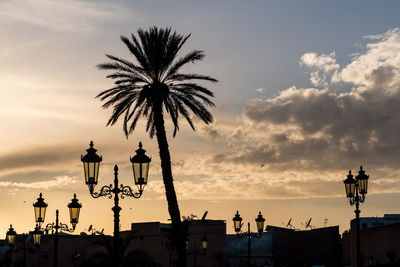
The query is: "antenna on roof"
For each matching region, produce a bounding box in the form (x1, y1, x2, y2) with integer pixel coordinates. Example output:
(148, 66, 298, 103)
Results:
(287, 218, 295, 229)
(305, 218, 314, 229)
(86, 225, 104, 235)
(282, 218, 296, 229)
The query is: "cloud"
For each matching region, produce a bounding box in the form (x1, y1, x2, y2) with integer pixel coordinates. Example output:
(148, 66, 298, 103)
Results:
(300, 52, 339, 86)
(0, 0, 132, 33)
(170, 27, 400, 199)
(300, 52, 339, 72)
(337, 28, 400, 86)
(199, 124, 221, 140)
(240, 28, 400, 173)
(88, 27, 400, 200)
(0, 145, 79, 174)
(0, 175, 77, 190)
(148, 166, 346, 200)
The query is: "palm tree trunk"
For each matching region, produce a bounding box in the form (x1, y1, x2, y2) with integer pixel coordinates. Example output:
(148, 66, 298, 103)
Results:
(153, 105, 187, 267)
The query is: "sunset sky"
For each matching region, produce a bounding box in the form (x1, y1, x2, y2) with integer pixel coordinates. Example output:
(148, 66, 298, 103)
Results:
(2, 0, 400, 237)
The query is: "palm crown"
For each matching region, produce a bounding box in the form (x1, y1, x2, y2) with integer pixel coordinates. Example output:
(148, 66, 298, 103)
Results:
(97, 27, 218, 137)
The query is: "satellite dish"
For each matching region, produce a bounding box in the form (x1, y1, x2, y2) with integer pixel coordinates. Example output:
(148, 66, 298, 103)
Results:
(305, 218, 314, 229)
(88, 225, 92, 232)
(285, 218, 295, 229)
(306, 218, 312, 228)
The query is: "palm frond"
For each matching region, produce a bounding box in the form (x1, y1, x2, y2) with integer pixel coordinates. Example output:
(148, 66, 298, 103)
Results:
(170, 94, 195, 131)
(166, 73, 218, 83)
(163, 50, 205, 81)
(158, 31, 191, 80)
(105, 54, 150, 79)
(127, 105, 145, 136)
(106, 94, 136, 126)
(120, 35, 152, 76)
(172, 83, 214, 97)
(174, 93, 213, 124)
(171, 86, 215, 107)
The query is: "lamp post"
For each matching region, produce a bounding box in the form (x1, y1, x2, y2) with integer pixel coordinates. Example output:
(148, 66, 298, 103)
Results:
(33, 225, 42, 267)
(187, 235, 208, 267)
(33, 225, 42, 248)
(81, 141, 151, 267)
(33, 193, 82, 267)
(6, 224, 16, 266)
(232, 211, 265, 267)
(343, 166, 369, 267)
(6, 224, 16, 247)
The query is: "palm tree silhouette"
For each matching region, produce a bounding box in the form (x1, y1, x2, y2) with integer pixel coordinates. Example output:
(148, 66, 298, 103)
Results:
(96, 26, 217, 267)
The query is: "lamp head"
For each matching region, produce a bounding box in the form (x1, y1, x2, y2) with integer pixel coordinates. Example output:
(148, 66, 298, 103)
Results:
(232, 210, 243, 233)
(343, 170, 356, 199)
(6, 224, 16, 247)
(81, 141, 102, 191)
(33, 193, 48, 226)
(356, 165, 369, 196)
(255, 211, 266, 233)
(67, 193, 82, 229)
(33, 225, 42, 247)
(130, 142, 151, 192)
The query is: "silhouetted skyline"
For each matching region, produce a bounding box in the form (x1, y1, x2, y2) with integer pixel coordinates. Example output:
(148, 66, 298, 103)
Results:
(1, 0, 400, 237)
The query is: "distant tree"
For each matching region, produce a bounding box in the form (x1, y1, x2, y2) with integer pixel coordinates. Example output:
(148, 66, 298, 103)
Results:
(96, 26, 217, 267)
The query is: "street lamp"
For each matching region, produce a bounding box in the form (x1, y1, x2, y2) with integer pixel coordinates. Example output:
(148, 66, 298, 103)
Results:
(6, 225, 16, 247)
(343, 166, 369, 267)
(232, 211, 265, 267)
(233, 211, 243, 233)
(201, 235, 208, 251)
(68, 194, 82, 229)
(33, 193, 48, 228)
(33, 193, 82, 267)
(255, 212, 266, 233)
(187, 235, 208, 267)
(81, 141, 102, 192)
(6, 225, 16, 267)
(33, 225, 42, 247)
(81, 141, 151, 267)
(33, 225, 42, 267)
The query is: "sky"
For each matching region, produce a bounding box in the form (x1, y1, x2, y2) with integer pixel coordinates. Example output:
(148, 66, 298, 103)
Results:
(1, 0, 400, 237)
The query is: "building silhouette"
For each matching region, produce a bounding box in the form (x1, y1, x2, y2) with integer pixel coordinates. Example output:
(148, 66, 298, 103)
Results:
(3, 214, 400, 266)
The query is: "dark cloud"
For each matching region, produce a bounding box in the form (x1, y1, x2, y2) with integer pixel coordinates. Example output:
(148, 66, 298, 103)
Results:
(168, 175, 346, 200)
(0, 169, 78, 183)
(199, 124, 221, 140)
(242, 64, 400, 172)
(206, 29, 400, 194)
(0, 145, 79, 172)
(272, 134, 288, 143)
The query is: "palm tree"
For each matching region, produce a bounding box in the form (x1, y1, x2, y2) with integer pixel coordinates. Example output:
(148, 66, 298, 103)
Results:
(96, 26, 217, 267)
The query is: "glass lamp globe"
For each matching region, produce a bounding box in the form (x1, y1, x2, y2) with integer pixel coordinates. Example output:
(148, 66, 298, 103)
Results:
(130, 142, 151, 192)
(33, 193, 48, 227)
(81, 141, 102, 192)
